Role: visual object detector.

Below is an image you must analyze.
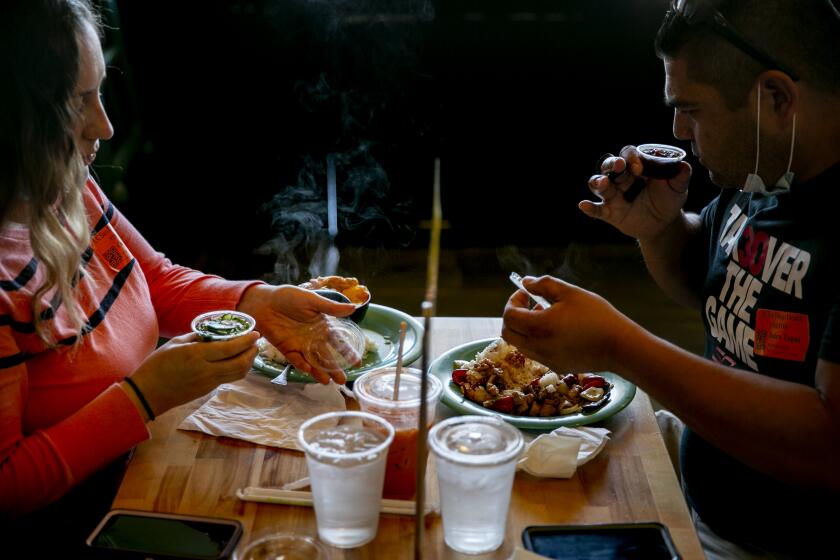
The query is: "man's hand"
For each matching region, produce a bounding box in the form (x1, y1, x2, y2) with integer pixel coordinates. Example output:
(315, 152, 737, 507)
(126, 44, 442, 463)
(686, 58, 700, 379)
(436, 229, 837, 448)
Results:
(579, 145, 691, 241)
(502, 275, 633, 375)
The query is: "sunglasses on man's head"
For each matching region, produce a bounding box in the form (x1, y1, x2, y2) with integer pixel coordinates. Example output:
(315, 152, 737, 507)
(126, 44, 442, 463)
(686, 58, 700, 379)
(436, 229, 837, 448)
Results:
(670, 0, 800, 81)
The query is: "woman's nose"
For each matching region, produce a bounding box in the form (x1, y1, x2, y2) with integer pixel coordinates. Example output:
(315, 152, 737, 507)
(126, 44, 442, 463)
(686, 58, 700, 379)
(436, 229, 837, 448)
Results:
(85, 95, 114, 141)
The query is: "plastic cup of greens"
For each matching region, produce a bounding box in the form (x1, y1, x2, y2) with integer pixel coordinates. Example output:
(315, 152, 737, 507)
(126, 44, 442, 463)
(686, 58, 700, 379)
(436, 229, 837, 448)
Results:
(191, 310, 256, 341)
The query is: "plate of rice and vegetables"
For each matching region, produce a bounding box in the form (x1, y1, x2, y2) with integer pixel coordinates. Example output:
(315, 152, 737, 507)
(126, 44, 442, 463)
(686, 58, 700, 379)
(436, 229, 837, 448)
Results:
(428, 338, 636, 429)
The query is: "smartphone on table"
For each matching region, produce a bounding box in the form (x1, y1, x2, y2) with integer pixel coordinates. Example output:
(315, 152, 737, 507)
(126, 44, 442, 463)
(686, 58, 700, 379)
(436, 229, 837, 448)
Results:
(522, 522, 681, 560)
(86, 509, 243, 559)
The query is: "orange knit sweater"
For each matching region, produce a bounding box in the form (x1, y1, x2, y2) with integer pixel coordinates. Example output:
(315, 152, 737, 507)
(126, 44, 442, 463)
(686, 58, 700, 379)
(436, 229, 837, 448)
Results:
(0, 180, 259, 516)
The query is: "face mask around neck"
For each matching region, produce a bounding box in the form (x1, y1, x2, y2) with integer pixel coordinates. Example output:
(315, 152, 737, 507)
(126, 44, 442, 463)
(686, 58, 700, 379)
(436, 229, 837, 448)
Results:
(741, 85, 796, 196)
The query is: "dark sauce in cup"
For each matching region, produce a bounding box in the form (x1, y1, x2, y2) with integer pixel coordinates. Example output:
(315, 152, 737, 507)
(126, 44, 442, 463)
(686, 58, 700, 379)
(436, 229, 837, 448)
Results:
(637, 143, 686, 179)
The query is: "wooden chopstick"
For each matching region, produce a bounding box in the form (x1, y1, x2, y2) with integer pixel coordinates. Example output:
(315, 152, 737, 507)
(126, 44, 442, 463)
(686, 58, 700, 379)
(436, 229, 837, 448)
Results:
(235, 487, 436, 516)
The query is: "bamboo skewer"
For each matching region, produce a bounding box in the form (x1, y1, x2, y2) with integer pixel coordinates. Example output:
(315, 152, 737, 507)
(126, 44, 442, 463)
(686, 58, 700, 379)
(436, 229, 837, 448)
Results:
(415, 158, 442, 560)
(392, 320, 408, 400)
(236, 487, 435, 516)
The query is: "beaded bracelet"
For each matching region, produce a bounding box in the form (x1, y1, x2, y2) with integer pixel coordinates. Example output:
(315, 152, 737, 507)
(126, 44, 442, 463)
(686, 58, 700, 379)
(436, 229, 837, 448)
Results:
(124, 376, 156, 421)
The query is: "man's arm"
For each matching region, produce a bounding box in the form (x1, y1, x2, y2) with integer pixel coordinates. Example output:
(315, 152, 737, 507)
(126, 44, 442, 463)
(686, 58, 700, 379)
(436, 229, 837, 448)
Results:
(638, 210, 705, 309)
(617, 324, 840, 491)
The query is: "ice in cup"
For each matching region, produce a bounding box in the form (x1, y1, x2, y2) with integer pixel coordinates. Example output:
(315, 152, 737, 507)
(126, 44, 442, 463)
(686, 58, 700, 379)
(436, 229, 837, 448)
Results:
(637, 143, 687, 179)
(428, 415, 524, 554)
(353, 368, 443, 500)
(297, 410, 395, 548)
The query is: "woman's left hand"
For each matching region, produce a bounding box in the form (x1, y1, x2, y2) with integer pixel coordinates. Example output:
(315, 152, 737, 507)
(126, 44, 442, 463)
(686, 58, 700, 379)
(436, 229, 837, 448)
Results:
(238, 283, 357, 384)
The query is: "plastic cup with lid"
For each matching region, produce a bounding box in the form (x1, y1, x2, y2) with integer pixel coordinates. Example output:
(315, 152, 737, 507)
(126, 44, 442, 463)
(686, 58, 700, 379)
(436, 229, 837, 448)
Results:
(428, 415, 524, 554)
(353, 367, 442, 499)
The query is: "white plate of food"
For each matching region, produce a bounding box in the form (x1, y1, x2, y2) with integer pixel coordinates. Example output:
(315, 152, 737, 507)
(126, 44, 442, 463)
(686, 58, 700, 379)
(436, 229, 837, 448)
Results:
(252, 303, 423, 384)
(428, 338, 636, 429)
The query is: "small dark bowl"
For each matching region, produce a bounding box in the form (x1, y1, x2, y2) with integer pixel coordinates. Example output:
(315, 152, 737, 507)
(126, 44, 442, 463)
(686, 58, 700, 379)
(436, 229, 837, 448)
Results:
(313, 289, 370, 324)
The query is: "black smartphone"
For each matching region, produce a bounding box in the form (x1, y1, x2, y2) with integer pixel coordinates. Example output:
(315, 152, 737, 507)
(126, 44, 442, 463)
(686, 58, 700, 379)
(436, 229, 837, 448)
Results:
(522, 522, 681, 560)
(86, 509, 243, 560)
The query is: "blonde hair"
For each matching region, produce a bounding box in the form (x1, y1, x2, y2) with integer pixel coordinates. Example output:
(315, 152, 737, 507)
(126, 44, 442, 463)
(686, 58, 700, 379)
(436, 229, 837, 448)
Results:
(1, 0, 100, 345)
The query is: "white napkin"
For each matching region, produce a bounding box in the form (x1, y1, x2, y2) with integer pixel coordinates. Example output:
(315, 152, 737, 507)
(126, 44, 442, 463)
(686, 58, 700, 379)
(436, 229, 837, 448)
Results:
(516, 426, 610, 478)
(178, 373, 346, 450)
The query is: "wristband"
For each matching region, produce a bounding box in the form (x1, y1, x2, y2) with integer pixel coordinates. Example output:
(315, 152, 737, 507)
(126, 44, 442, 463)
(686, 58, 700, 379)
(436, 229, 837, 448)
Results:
(124, 376, 155, 421)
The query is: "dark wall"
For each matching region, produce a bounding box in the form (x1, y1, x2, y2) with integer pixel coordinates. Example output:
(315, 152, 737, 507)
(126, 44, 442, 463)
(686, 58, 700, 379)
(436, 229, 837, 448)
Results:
(102, 0, 716, 280)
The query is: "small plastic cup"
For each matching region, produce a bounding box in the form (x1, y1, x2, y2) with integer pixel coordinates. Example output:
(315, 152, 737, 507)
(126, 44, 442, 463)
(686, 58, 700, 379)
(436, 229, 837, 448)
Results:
(234, 533, 328, 560)
(354, 368, 443, 499)
(637, 143, 687, 179)
(191, 310, 255, 341)
(429, 415, 524, 554)
(298, 410, 395, 548)
(296, 316, 366, 373)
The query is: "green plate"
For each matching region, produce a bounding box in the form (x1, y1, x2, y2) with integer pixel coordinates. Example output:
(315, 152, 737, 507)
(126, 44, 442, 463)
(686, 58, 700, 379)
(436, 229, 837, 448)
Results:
(252, 304, 423, 384)
(429, 338, 637, 429)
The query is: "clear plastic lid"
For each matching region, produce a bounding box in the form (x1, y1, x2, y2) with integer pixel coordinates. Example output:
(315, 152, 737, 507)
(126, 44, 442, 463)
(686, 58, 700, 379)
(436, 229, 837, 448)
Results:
(298, 410, 395, 465)
(354, 368, 443, 410)
(428, 415, 524, 466)
(235, 533, 327, 560)
(298, 316, 366, 372)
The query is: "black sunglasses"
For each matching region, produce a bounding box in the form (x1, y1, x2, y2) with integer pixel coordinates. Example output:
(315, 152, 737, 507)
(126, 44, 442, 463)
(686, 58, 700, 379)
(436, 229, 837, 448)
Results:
(670, 0, 800, 81)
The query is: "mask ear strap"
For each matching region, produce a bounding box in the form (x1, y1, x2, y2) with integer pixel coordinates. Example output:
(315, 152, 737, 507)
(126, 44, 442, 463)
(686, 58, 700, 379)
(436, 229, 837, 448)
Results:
(786, 112, 796, 174)
(754, 87, 761, 175)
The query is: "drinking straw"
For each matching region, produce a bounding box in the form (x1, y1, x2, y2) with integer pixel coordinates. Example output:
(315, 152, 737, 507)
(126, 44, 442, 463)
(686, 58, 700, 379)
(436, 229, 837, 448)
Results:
(392, 321, 408, 400)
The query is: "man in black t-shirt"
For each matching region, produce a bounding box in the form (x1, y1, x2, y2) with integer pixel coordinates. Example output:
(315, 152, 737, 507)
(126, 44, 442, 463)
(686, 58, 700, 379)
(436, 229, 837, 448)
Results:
(502, 1, 840, 557)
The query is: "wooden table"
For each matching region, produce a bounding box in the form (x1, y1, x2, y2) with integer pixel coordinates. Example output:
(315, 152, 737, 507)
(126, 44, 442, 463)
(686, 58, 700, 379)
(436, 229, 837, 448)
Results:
(113, 317, 704, 559)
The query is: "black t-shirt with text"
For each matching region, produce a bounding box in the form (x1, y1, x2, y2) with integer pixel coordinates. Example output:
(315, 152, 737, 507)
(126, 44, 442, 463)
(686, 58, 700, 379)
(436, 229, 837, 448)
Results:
(680, 162, 840, 554)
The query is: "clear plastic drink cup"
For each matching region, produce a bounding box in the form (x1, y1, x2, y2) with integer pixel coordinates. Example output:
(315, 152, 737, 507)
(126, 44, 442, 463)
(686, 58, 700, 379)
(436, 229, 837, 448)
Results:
(428, 415, 524, 554)
(297, 410, 395, 548)
(353, 368, 442, 499)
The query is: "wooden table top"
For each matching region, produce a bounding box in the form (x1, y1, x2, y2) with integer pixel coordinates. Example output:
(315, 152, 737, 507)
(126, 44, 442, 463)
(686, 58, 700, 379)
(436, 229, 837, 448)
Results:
(113, 317, 704, 559)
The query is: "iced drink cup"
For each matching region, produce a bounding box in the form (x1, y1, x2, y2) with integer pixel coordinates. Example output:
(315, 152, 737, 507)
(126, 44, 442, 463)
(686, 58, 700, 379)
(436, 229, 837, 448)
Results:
(353, 368, 443, 500)
(297, 411, 394, 548)
(428, 415, 524, 554)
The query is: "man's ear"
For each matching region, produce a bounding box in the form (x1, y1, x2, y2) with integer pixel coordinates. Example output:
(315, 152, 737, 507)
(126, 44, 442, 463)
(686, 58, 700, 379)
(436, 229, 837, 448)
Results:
(760, 70, 798, 124)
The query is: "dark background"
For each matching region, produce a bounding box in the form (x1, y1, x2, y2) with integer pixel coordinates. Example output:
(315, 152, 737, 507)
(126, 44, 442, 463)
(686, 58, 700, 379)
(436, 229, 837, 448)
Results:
(95, 0, 717, 284)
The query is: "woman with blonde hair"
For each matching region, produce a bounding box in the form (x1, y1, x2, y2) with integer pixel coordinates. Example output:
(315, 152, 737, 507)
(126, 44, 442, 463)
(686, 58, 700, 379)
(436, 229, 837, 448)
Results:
(0, 0, 355, 550)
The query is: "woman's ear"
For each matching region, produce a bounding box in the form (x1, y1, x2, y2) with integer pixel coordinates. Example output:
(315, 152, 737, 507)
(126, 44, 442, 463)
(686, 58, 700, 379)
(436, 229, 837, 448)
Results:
(761, 70, 798, 125)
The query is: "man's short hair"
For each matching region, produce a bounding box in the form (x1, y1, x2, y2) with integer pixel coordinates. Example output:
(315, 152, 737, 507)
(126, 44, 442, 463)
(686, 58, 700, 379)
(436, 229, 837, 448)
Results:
(654, 0, 840, 109)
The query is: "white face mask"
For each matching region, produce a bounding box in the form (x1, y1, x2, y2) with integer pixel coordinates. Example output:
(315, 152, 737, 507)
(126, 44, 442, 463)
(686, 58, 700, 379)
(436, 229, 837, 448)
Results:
(741, 85, 796, 195)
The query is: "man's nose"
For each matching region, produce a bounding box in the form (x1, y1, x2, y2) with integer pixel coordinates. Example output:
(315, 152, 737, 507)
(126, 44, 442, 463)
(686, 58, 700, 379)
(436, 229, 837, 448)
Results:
(672, 110, 692, 141)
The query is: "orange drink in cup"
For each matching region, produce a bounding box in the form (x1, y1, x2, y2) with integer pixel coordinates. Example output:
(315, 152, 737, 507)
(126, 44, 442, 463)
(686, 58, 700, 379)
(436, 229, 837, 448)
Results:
(353, 367, 442, 500)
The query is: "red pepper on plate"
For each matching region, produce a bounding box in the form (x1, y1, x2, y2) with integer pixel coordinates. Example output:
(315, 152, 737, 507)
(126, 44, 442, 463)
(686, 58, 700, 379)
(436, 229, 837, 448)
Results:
(491, 395, 514, 414)
(452, 368, 468, 386)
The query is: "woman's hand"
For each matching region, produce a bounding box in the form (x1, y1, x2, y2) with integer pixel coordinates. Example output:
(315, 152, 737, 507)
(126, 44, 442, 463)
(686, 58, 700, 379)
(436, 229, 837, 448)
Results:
(237, 284, 357, 384)
(126, 331, 260, 419)
(579, 145, 691, 242)
(502, 275, 634, 375)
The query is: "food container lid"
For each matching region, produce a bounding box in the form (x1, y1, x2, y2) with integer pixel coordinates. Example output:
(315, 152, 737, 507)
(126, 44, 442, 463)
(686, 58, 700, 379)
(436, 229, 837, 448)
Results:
(354, 368, 442, 410)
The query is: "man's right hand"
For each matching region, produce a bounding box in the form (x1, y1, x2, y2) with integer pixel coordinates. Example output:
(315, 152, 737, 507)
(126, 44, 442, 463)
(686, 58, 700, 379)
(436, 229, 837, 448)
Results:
(579, 145, 691, 241)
